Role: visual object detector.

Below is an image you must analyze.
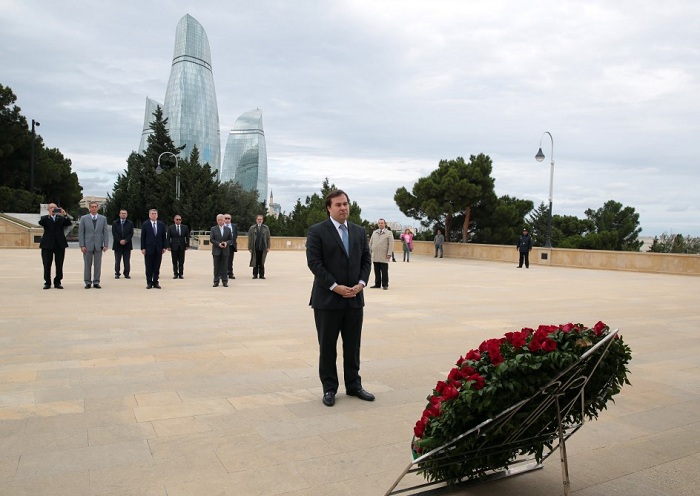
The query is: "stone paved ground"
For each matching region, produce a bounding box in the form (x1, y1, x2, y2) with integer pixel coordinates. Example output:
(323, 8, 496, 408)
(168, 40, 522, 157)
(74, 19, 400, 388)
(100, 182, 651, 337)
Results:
(0, 248, 699, 495)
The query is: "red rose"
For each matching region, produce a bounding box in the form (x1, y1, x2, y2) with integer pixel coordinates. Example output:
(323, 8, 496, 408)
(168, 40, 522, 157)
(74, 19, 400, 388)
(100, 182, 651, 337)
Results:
(466, 349, 481, 361)
(448, 367, 466, 382)
(489, 351, 504, 366)
(414, 418, 427, 438)
(467, 373, 486, 390)
(561, 323, 575, 333)
(460, 365, 476, 376)
(542, 338, 557, 352)
(442, 384, 459, 400)
(435, 381, 448, 394)
(528, 339, 542, 352)
(593, 321, 608, 336)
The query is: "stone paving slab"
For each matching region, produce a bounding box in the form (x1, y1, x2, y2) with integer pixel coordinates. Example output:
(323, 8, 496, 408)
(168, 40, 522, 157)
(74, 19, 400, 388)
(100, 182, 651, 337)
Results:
(0, 248, 699, 495)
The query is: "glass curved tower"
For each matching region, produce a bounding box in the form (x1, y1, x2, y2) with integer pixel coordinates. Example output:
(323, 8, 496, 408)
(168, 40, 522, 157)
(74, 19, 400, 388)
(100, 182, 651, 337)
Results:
(162, 14, 220, 172)
(221, 109, 268, 202)
(138, 97, 162, 154)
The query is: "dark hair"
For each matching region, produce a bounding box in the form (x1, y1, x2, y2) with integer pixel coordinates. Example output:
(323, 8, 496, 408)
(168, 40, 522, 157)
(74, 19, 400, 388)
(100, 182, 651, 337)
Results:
(324, 189, 350, 216)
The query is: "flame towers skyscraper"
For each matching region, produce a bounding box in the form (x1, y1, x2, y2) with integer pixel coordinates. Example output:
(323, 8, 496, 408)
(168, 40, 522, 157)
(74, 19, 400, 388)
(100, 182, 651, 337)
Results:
(220, 109, 268, 203)
(140, 14, 221, 174)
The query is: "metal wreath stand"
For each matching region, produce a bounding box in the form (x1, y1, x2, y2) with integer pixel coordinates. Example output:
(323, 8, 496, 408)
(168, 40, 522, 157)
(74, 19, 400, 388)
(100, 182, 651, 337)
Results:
(385, 330, 621, 496)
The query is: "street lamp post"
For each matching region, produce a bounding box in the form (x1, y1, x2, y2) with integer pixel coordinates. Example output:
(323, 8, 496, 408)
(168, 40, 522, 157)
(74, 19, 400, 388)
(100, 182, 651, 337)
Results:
(30, 119, 40, 191)
(156, 152, 180, 200)
(535, 131, 555, 248)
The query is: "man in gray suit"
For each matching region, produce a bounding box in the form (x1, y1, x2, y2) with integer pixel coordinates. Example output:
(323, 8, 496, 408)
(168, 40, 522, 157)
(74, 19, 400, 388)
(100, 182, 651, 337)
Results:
(79, 201, 109, 289)
(210, 214, 234, 287)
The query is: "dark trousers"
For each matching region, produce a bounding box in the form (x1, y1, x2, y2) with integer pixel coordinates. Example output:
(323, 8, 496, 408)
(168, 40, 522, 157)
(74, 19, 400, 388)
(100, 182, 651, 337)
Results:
(171, 247, 186, 276)
(213, 252, 229, 283)
(144, 251, 163, 284)
(114, 248, 131, 276)
(253, 250, 265, 277)
(373, 261, 389, 288)
(314, 307, 363, 393)
(41, 248, 65, 285)
(227, 247, 236, 277)
(518, 251, 530, 268)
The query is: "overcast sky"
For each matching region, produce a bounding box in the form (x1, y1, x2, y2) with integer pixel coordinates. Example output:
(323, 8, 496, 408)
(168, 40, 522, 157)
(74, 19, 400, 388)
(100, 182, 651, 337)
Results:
(2, 0, 699, 235)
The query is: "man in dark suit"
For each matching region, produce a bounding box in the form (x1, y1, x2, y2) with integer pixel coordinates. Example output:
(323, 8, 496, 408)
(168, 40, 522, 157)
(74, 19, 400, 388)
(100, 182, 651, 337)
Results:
(167, 214, 190, 279)
(210, 214, 234, 287)
(224, 213, 238, 279)
(306, 189, 373, 407)
(112, 209, 134, 279)
(38, 203, 72, 289)
(140, 208, 167, 289)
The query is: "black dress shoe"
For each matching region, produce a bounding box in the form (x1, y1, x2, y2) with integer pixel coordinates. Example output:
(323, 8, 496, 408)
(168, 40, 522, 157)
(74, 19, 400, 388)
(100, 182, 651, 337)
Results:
(115, 275, 120, 279)
(347, 388, 375, 401)
(55, 284, 63, 289)
(383, 287, 388, 290)
(252, 276, 258, 279)
(173, 275, 179, 279)
(146, 284, 152, 289)
(124, 275, 131, 279)
(153, 283, 161, 289)
(43, 284, 51, 290)
(370, 285, 380, 289)
(222, 282, 228, 287)
(213, 283, 219, 287)
(85, 284, 91, 289)
(323, 391, 336, 407)
(93, 284, 101, 289)
(178, 275, 184, 279)
(231, 275, 235, 279)
(260, 276, 266, 279)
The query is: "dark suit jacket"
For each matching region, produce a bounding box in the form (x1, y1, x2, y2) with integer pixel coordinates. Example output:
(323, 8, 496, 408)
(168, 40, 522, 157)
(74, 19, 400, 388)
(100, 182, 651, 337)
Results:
(226, 223, 238, 252)
(38, 215, 72, 250)
(210, 225, 234, 256)
(306, 218, 371, 310)
(112, 219, 134, 250)
(167, 224, 190, 250)
(140, 220, 167, 254)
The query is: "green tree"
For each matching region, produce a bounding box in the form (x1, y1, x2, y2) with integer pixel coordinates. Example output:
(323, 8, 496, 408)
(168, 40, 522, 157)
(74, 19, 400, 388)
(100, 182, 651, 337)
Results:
(469, 195, 533, 245)
(648, 233, 700, 254)
(395, 154, 496, 242)
(579, 200, 643, 251)
(0, 83, 82, 212)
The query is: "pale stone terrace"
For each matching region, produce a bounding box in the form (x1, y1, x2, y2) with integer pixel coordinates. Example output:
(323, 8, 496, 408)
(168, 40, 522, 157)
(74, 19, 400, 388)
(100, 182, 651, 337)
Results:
(0, 248, 698, 495)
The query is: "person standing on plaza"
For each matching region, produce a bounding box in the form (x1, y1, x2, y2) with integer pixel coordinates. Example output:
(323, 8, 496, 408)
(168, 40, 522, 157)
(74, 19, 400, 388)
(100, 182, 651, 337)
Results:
(434, 229, 445, 258)
(140, 208, 167, 289)
(369, 218, 393, 290)
(400, 228, 414, 262)
(167, 214, 190, 279)
(78, 201, 109, 289)
(224, 213, 238, 279)
(516, 228, 533, 268)
(38, 203, 72, 289)
(112, 209, 133, 279)
(306, 189, 373, 407)
(210, 214, 234, 287)
(248, 214, 271, 279)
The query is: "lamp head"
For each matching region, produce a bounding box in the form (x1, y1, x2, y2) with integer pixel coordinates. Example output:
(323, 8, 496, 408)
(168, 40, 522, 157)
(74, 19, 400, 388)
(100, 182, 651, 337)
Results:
(156, 164, 163, 175)
(535, 148, 545, 162)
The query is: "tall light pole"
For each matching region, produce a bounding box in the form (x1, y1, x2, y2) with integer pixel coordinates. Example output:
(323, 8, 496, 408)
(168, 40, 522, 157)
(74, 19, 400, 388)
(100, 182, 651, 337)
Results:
(30, 119, 40, 191)
(156, 152, 180, 200)
(535, 131, 554, 248)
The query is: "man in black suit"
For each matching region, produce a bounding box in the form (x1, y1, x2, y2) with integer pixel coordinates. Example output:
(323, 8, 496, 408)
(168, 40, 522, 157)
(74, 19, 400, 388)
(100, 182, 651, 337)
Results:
(112, 209, 133, 279)
(224, 213, 238, 279)
(140, 208, 167, 289)
(306, 189, 374, 407)
(167, 214, 190, 279)
(38, 203, 72, 289)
